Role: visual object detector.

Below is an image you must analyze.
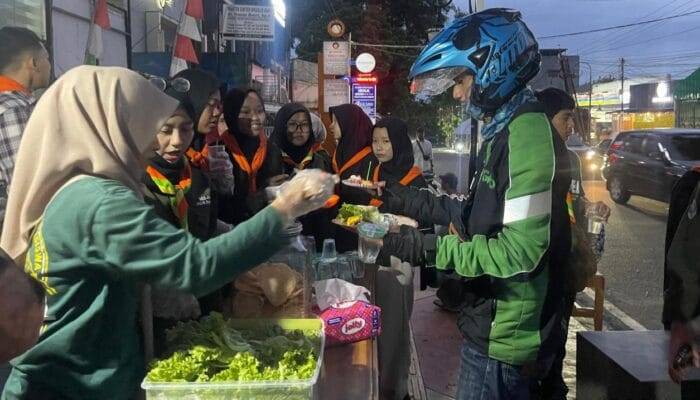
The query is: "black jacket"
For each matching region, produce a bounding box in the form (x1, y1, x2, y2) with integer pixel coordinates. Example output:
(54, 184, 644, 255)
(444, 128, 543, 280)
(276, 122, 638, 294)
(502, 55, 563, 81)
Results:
(143, 158, 217, 240)
(663, 171, 700, 328)
(217, 141, 284, 225)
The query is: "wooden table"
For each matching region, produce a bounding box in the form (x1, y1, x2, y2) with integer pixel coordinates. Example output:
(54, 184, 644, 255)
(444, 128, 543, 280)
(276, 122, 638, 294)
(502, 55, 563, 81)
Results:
(317, 263, 380, 400)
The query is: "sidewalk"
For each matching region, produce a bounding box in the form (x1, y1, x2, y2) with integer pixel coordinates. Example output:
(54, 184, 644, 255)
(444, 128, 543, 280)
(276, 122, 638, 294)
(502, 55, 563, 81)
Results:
(410, 285, 594, 400)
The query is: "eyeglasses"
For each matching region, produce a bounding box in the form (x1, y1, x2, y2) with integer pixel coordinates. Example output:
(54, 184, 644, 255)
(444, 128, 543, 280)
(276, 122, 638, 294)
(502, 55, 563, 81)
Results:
(287, 122, 311, 132)
(140, 73, 191, 93)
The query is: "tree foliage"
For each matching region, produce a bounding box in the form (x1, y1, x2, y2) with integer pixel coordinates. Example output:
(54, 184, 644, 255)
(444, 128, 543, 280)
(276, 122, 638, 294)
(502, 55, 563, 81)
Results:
(289, 0, 462, 145)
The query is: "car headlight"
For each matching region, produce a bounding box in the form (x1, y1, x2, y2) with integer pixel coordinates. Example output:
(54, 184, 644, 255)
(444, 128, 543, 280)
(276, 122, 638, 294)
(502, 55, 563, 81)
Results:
(586, 150, 596, 160)
(589, 163, 599, 171)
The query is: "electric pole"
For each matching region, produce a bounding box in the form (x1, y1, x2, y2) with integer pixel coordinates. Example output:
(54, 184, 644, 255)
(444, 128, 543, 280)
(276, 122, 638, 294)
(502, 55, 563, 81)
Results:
(620, 57, 625, 114)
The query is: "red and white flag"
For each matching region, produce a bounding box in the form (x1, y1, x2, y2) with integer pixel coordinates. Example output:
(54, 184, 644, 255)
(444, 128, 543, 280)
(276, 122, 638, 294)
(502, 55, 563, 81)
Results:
(87, 0, 111, 60)
(170, 0, 203, 75)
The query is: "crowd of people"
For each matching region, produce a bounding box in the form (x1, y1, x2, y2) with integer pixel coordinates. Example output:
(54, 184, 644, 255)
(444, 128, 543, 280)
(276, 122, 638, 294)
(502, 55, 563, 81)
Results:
(0, 6, 699, 400)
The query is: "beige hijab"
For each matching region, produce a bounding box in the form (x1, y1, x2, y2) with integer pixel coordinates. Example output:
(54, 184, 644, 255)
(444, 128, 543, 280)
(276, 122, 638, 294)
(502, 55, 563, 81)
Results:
(0, 66, 179, 261)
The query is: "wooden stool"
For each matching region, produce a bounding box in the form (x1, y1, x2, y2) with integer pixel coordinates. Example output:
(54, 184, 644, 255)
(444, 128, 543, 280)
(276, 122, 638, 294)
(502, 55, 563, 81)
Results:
(572, 273, 605, 331)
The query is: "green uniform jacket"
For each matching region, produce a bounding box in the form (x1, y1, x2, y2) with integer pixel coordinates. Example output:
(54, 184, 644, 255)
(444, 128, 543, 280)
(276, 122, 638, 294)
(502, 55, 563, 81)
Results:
(2, 177, 285, 400)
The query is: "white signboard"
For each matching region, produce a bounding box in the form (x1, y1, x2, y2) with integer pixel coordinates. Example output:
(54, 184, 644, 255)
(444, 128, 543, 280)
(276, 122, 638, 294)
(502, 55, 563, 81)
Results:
(323, 41, 350, 76)
(324, 79, 350, 112)
(223, 5, 275, 42)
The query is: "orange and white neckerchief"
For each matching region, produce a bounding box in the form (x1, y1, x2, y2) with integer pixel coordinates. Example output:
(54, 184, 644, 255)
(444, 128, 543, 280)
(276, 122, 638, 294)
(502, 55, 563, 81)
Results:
(221, 132, 268, 192)
(145, 158, 192, 230)
(369, 165, 422, 207)
(282, 143, 321, 170)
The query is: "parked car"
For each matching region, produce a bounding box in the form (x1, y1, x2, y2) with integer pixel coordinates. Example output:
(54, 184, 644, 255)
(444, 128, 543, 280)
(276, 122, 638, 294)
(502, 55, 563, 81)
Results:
(566, 135, 604, 180)
(602, 129, 700, 204)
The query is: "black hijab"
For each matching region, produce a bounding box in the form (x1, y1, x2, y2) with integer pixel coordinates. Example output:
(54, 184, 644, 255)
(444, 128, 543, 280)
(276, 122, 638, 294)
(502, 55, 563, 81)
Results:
(173, 68, 221, 125)
(374, 117, 415, 183)
(173, 69, 221, 151)
(146, 85, 196, 185)
(330, 104, 373, 167)
(222, 88, 266, 160)
(272, 103, 313, 164)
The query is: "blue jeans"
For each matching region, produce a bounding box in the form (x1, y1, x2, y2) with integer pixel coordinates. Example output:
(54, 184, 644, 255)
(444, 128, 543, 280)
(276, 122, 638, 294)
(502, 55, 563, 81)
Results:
(456, 342, 531, 400)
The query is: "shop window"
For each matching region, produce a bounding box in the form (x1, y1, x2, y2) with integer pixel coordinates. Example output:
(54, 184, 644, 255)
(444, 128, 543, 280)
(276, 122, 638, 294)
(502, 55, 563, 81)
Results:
(0, 0, 47, 40)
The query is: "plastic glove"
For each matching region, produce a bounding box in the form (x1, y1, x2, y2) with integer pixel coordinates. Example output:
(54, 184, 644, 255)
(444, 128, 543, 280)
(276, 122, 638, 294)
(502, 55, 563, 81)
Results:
(377, 225, 425, 266)
(271, 169, 338, 221)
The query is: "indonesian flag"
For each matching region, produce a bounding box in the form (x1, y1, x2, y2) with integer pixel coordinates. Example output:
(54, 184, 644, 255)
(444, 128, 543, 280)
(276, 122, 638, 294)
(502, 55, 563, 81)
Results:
(170, 0, 203, 74)
(87, 0, 111, 60)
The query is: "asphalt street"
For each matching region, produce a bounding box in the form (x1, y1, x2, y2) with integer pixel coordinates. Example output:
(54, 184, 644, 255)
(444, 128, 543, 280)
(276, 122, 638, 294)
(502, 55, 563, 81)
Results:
(434, 149, 669, 330)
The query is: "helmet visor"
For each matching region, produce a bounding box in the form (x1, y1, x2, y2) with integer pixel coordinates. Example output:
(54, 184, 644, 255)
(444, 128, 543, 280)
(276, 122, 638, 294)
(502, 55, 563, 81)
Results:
(410, 67, 468, 100)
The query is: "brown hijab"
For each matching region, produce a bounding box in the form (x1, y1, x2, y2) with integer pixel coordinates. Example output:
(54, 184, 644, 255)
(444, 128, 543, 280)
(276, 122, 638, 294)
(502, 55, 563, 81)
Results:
(0, 66, 179, 261)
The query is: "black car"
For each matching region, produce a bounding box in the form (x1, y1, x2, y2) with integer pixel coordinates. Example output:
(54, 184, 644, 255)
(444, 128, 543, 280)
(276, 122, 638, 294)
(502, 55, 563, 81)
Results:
(602, 129, 700, 204)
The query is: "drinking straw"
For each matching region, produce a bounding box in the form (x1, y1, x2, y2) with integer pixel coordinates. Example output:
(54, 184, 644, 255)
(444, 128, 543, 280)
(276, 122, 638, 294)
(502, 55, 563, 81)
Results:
(366, 161, 373, 181)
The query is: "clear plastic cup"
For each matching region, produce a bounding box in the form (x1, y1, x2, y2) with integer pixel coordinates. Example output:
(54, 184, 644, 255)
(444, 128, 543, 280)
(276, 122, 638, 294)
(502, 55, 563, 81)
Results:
(357, 222, 388, 264)
(587, 215, 605, 235)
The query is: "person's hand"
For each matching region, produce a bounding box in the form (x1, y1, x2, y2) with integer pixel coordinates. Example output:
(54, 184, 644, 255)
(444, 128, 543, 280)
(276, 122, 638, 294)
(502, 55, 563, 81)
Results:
(377, 225, 425, 266)
(271, 169, 338, 222)
(586, 201, 611, 222)
(668, 321, 700, 384)
(268, 174, 289, 188)
(362, 181, 386, 197)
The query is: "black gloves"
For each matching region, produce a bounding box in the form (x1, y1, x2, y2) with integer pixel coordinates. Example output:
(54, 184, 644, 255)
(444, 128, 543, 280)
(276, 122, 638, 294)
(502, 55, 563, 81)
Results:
(377, 225, 426, 266)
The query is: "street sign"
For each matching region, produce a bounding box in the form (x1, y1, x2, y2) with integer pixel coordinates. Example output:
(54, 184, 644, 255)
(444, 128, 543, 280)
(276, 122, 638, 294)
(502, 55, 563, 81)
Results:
(324, 79, 350, 112)
(352, 84, 377, 123)
(222, 5, 275, 42)
(355, 53, 376, 74)
(323, 41, 350, 76)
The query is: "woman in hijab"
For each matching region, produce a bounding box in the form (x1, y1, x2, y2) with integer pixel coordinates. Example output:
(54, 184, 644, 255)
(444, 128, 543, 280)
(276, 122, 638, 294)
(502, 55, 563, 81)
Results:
(273, 103, 332, 175)
(173, 68, 222, 161)
(0, 66, 334, 400)
(368, 116, 427, 400)
(370, 116, 427, 208)
(328, 104, 374, 251)
(218, 88, 285, 224)
(141, 84, 215, 355)
(272, 103, 334, 247)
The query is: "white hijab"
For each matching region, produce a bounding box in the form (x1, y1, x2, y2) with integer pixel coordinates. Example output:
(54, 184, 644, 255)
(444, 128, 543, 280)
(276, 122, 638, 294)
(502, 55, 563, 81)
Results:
(1, 66, 179, 261)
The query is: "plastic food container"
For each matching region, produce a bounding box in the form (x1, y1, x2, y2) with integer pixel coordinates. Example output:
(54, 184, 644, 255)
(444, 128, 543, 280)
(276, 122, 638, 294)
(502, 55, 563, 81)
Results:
(141, 318, 326, 400)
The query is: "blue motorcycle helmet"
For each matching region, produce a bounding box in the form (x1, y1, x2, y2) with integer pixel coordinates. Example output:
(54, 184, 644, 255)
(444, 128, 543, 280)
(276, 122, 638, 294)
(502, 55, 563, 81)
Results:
(409, 8, 541, 115)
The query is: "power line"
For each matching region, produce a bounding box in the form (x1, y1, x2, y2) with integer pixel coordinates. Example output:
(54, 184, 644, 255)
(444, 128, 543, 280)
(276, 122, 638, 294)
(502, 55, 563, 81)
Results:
(350, 41, 424, 49)
(577, 0, 690, 55)
(537, 9, 700, 39)
(581, 25, 700, 56)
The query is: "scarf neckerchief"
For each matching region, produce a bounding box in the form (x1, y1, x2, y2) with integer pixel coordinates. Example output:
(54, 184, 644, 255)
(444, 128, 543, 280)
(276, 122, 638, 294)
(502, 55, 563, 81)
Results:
(186, 145, 209, 170)
(0, 76, 29, 94)
(282, 143, 321, 170)
(222, 131, 268, 192)
(332, 146, 372, 176)
(469, 88, 537, 140)
(146, 157, 192, 230)
(566, 191, 576, 224)
(370, 164, 422, 207)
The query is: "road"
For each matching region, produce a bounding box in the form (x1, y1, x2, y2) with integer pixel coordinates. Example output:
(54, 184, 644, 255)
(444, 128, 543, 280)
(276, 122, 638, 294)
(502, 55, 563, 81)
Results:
(433, 149, 669, 330)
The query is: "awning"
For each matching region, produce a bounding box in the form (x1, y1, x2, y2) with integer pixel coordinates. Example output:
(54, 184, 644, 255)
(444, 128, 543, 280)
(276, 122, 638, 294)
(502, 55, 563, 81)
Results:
(674, 68, 700, 101)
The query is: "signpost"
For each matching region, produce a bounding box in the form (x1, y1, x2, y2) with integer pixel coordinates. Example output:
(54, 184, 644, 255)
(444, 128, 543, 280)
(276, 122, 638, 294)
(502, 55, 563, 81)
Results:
(222, 5, 275, 42)
(324, 79, 350, 112)
(323, 41, 350, 76)
(352, 83, 377, 123)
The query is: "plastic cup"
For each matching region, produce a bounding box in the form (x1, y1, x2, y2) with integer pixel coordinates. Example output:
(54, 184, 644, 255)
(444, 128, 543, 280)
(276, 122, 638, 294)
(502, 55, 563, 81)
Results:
(587, 215, 605, 235)
(357, 223, 388, 264)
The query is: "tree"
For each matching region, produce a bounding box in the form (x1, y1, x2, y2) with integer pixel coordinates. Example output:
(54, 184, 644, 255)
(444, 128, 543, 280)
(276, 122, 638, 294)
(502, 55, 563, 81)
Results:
(289, 0, 461, 145)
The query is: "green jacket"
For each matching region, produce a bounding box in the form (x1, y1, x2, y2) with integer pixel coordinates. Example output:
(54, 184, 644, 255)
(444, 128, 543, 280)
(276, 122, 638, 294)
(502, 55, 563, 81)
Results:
(435, 106, 572, 367)
(2, 177, 285, 400)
